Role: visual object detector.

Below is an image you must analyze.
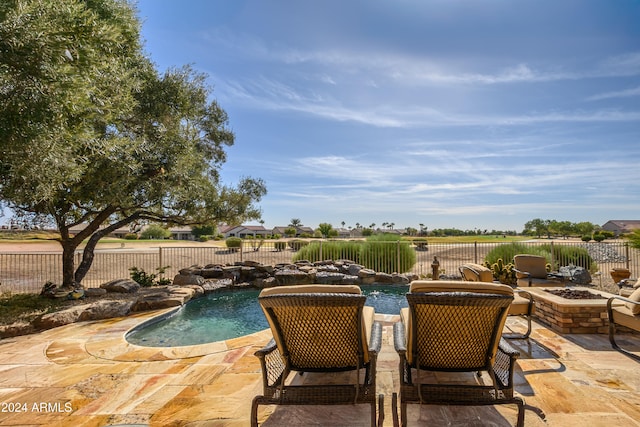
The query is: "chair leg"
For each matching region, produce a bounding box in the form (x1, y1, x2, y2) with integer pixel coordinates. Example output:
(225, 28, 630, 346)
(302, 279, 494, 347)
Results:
(377, 394, 385, 427)
(391, 393, 399, 427)
(250, 396, 260, 427)
(515, 397, 526, 427)
(610, 321, 640, 362)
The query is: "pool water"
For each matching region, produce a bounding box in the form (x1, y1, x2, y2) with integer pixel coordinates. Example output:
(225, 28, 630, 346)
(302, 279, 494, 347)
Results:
(125, 285, 408, 347)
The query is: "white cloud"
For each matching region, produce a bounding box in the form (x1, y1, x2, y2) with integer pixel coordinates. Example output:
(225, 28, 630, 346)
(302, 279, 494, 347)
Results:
(586, 86, 640, 101)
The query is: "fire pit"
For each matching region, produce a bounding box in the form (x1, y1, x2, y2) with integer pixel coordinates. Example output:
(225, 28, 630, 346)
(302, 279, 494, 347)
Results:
(527, 287, 622, 334)
(544, 288, 605, 300)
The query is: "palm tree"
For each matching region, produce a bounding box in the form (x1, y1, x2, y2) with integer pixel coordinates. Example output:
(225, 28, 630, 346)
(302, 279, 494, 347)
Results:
(289, 218, 302, 227)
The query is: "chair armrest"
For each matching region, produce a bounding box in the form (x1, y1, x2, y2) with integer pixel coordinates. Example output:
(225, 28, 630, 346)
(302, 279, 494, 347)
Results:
(393, 321, 407, 354)
(498, 337, 520, 357)
(607, 294, 640, 309)
(369, 321, 382, 354)
(254, 338, 278, 358)
(513, 289, 534, 314)
(512, 268, 530, 278)
(254, 338, 285, 390)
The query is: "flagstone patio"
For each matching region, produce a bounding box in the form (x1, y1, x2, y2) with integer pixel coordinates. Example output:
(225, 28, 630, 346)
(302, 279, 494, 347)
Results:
(0, 309, 639, 426)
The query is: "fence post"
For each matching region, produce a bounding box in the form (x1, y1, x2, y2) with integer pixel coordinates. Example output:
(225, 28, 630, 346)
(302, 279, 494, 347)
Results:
(240, 242, 244, 262)
(625, 242, 630, 270)
(158, 247, 163, 279)
(474, 241, 478, 264)
(397, 241, 401, 274)
(549, 241, 555, 268)
(319, 240, 323, 261)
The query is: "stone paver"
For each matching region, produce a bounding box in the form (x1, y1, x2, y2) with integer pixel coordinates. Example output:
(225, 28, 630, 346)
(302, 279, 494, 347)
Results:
(0, 310, 638, 426)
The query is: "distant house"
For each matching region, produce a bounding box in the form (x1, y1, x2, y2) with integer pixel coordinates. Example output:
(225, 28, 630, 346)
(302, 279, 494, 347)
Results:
(220, 225, 270, 239)
(272, 226, 315, 237)
(602, 220, 640, 236)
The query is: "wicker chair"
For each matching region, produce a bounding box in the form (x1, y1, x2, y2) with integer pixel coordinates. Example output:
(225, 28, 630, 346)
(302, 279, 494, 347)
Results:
(393, 280, 525, 427)
(460, 264, 535, 339)
(251, 284, 383, 427)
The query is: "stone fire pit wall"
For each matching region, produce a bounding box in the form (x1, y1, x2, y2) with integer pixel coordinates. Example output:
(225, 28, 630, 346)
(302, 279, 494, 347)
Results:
(527, 287, 619, 334)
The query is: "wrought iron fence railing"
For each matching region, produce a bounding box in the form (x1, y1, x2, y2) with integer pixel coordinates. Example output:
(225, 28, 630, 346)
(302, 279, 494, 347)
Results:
(1, 240, 638, 293)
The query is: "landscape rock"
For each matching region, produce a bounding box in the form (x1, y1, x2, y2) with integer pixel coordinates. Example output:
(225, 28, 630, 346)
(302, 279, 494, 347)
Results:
(172, 273, 205, 287)
(100, 279, 140, 294)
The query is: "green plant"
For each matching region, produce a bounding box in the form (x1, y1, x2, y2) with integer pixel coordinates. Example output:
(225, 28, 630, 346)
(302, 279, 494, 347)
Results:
(293, 241, 363, 263)
(581, 235, 592, 242)
(226, 237, 242, 251)
(140, 224, 171, 240)
(124, 233, 138, 240)
(288, 239, 309, 251)
(129, 266, 171, 287)
(360, 234, 416, 274)
(543, 244, 596, 272)
(483, 258, 517, 286)
(484, 242, 547, 266)
(593, 234, 605, 242)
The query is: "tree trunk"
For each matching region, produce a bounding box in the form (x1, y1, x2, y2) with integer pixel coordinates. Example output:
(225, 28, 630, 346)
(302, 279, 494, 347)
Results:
(60, 240, 80, 290)
(74, 232, 103, 284)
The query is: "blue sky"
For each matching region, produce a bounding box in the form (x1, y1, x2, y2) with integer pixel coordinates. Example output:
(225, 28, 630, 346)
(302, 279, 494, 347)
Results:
(54, 1, 640, 231)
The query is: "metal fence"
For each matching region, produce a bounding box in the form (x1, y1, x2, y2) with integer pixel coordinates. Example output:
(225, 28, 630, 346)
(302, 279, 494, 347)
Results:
(1, 240, 638, 293)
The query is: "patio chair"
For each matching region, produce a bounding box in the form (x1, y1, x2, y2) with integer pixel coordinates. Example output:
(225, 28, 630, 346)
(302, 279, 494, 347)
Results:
(607, 288, 640, 362)
(617, 277, 639, 297)
(251, 284, 384, 427)
(393, 280, 525, 427)
(460, 264, 534, 339)
(513, 254, 564, 287)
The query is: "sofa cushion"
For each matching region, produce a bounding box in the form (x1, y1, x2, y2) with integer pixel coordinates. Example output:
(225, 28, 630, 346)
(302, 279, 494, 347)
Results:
(626, 287, 640, 315)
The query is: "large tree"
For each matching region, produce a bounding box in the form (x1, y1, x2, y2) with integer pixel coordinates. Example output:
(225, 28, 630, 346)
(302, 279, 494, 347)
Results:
(0, 0, 266, 288)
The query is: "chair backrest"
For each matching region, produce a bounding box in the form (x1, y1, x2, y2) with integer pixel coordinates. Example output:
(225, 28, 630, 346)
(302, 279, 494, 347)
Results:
(404, 280, 513, 371)
(513, 254, 548, 279)
(460, 263, 494, 282)
(259, 284, 369, 371)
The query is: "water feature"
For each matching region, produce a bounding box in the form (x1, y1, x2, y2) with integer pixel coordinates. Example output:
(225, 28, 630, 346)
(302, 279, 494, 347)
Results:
(126, 285, 408, 347)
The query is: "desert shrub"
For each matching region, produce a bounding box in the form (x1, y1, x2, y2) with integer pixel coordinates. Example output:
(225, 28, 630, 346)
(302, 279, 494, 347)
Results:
(274, 241, 287, 251)
(129, 266, 171, 287)
(140, 224, 171, 239)
(225, 237, 242, 251)
(484, 242, 548, 266)
(581, 235, 592, 242)
(124, 233, 138, 240)
(593, 234, 606, 242)
(288, 239, 309, 251)
(293, 240, 362, 263)
(360, 234, 416, 274)
(542, 244, 596, 272)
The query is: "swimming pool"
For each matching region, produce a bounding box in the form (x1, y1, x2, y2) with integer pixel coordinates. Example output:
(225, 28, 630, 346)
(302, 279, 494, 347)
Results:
(125, 285, 408, 347)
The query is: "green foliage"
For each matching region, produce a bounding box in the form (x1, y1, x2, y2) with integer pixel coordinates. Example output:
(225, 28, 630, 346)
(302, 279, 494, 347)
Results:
(140, 224, 171, 239)
(293, 241, 363, 263)
(360, 234, 416, 274)
(593, 234, 606, 242)
(317, 223, 334, 238)
(192, 224, 216, 238)
(0, 292, 65, 325)
(0, 0, 265, 287)
(544, 244, 595, 272)
(129, 266, 171, 287)
(225, 237, 242, 250)
(124, 233, 139, 240)
(581, 235, 592, 242)
(484, 242, 596, 273)
(483, 258, 517, 286)
(484, 243, 547, 266)
(361, 228, 374, 237)
(288, 239, 309, 251)
(629, 229, 640, 250)
(284, 227, 297, 238)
